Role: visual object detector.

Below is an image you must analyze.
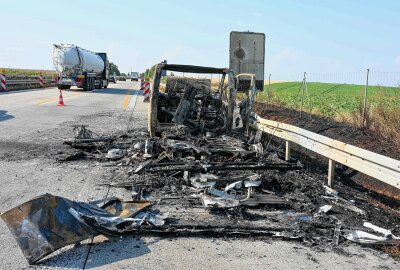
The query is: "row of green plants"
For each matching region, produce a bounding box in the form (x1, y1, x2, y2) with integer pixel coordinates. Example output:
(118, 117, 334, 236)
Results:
(257, 82, 400, 117)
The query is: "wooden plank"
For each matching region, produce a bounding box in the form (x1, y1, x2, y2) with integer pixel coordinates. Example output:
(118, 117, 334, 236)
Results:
(253, 121, 400, 189)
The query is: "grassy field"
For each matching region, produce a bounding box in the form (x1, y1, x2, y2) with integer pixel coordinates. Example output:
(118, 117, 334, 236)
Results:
(0, 68, 55, 76)
(257, 82, 400, 117)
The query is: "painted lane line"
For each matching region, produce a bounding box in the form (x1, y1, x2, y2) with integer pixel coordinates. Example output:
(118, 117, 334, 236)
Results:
(122, 94, 130, 110)
(126, 90, 139, 111)
(122, 84, 139, 111)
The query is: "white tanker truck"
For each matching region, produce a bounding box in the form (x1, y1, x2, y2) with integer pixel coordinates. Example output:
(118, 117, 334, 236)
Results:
(53, 44, 109, 90)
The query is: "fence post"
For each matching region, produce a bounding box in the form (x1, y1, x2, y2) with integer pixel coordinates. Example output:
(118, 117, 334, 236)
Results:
(0, 69, 6, 91)
(300, 72, 306, 118)
(328, 159, 335, 187)
(267, 73, 271, 102)
(362, 68, 370, 127)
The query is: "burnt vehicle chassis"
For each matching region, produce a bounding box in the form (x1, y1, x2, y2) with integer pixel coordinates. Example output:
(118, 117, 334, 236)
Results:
(148, 64, 237, 137)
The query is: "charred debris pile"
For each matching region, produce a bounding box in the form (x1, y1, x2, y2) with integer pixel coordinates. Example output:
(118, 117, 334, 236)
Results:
(2, 82, 399, 264)
(60, 123, 400, 244)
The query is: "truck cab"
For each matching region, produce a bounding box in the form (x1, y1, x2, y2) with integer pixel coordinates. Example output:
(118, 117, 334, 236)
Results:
(131, 72, 139, 81)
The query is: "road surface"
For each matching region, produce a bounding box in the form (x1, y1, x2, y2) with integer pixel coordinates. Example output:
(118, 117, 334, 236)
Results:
(0, 82, 398, 269)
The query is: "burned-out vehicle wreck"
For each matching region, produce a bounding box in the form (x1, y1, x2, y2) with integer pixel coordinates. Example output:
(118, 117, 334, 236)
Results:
(1, 63, 399, 265)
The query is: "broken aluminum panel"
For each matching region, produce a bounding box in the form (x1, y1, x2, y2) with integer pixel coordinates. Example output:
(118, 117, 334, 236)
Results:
(345, 222, 400, 245)
(250, 142, 264, 156)
(225, 180, 243, 192)
(200, 194, 240, 208)
(164, 139, 209, 155)
(322, 195, 366, 215)
(144, 138, 154, 158)
(345, 231, 400, 245)
(134, 160, 152, 174)
(0, 194, 158, 264)
(244, 180, 262, 187)
(317, 205, 333, 214)
(190, 173, 217, 189)
(323, 185, 338, 197)
(244, 174, 262, 187)
(133, 141, 145, 151)
(1, 194, 99, 264)
(106, 149, 126, 160)
(208, 188, 237, 199)
(135, 211, 169, 226)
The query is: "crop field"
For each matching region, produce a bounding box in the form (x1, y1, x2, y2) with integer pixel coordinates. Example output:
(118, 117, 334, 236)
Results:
(0, 68, 55, 76)
(257, 82, 400, 117)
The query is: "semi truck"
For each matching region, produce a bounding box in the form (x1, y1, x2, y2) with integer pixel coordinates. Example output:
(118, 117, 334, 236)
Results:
(130, 72, 139, 81)
(53, 44, 109, 91)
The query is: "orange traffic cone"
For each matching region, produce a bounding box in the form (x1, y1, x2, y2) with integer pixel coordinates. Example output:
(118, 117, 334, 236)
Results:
(57, 90, 65, 106)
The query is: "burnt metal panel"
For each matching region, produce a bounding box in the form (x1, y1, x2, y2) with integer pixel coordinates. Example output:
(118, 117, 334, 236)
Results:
(229, 31, 265, 91)
(163, 64, 228, 74)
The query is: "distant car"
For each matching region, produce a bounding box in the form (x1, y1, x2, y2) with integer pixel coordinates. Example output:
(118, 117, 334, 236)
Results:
(131, 72, 139, 81)
(109, 76, 116, 83)
(119, 76, 126, 81)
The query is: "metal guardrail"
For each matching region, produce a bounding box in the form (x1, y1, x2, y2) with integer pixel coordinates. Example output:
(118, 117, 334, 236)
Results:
(1, 75, 57, 90)
(251, 114, 400, 189)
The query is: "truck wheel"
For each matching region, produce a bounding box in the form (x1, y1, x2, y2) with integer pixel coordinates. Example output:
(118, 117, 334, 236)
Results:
(83, 79, 89, 91)
(104, 81, 108, 89)
(87, 78, 93, 91)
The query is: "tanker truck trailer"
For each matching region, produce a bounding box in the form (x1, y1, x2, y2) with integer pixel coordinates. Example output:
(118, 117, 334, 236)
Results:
(53, 44, 109, 91)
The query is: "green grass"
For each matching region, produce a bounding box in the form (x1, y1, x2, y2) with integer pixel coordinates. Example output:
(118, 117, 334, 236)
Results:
(257, 82, 400, 117)
(0, 68, 55, 76)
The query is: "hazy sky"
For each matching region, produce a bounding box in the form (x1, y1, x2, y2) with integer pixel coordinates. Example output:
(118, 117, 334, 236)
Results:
(1, 0, 399, 77)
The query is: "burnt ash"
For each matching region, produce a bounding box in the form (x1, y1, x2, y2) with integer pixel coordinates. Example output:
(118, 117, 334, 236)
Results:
(59, 125, 400, 255)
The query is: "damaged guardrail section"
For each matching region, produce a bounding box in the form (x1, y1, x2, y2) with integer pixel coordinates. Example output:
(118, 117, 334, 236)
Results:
(251, 114, 400, 189)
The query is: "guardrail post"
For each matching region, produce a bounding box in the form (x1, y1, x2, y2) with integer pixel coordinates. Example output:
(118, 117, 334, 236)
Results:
(285, 141, 291, 161)
(0, 69, 6, 91)
(328, 159, 335, 187)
